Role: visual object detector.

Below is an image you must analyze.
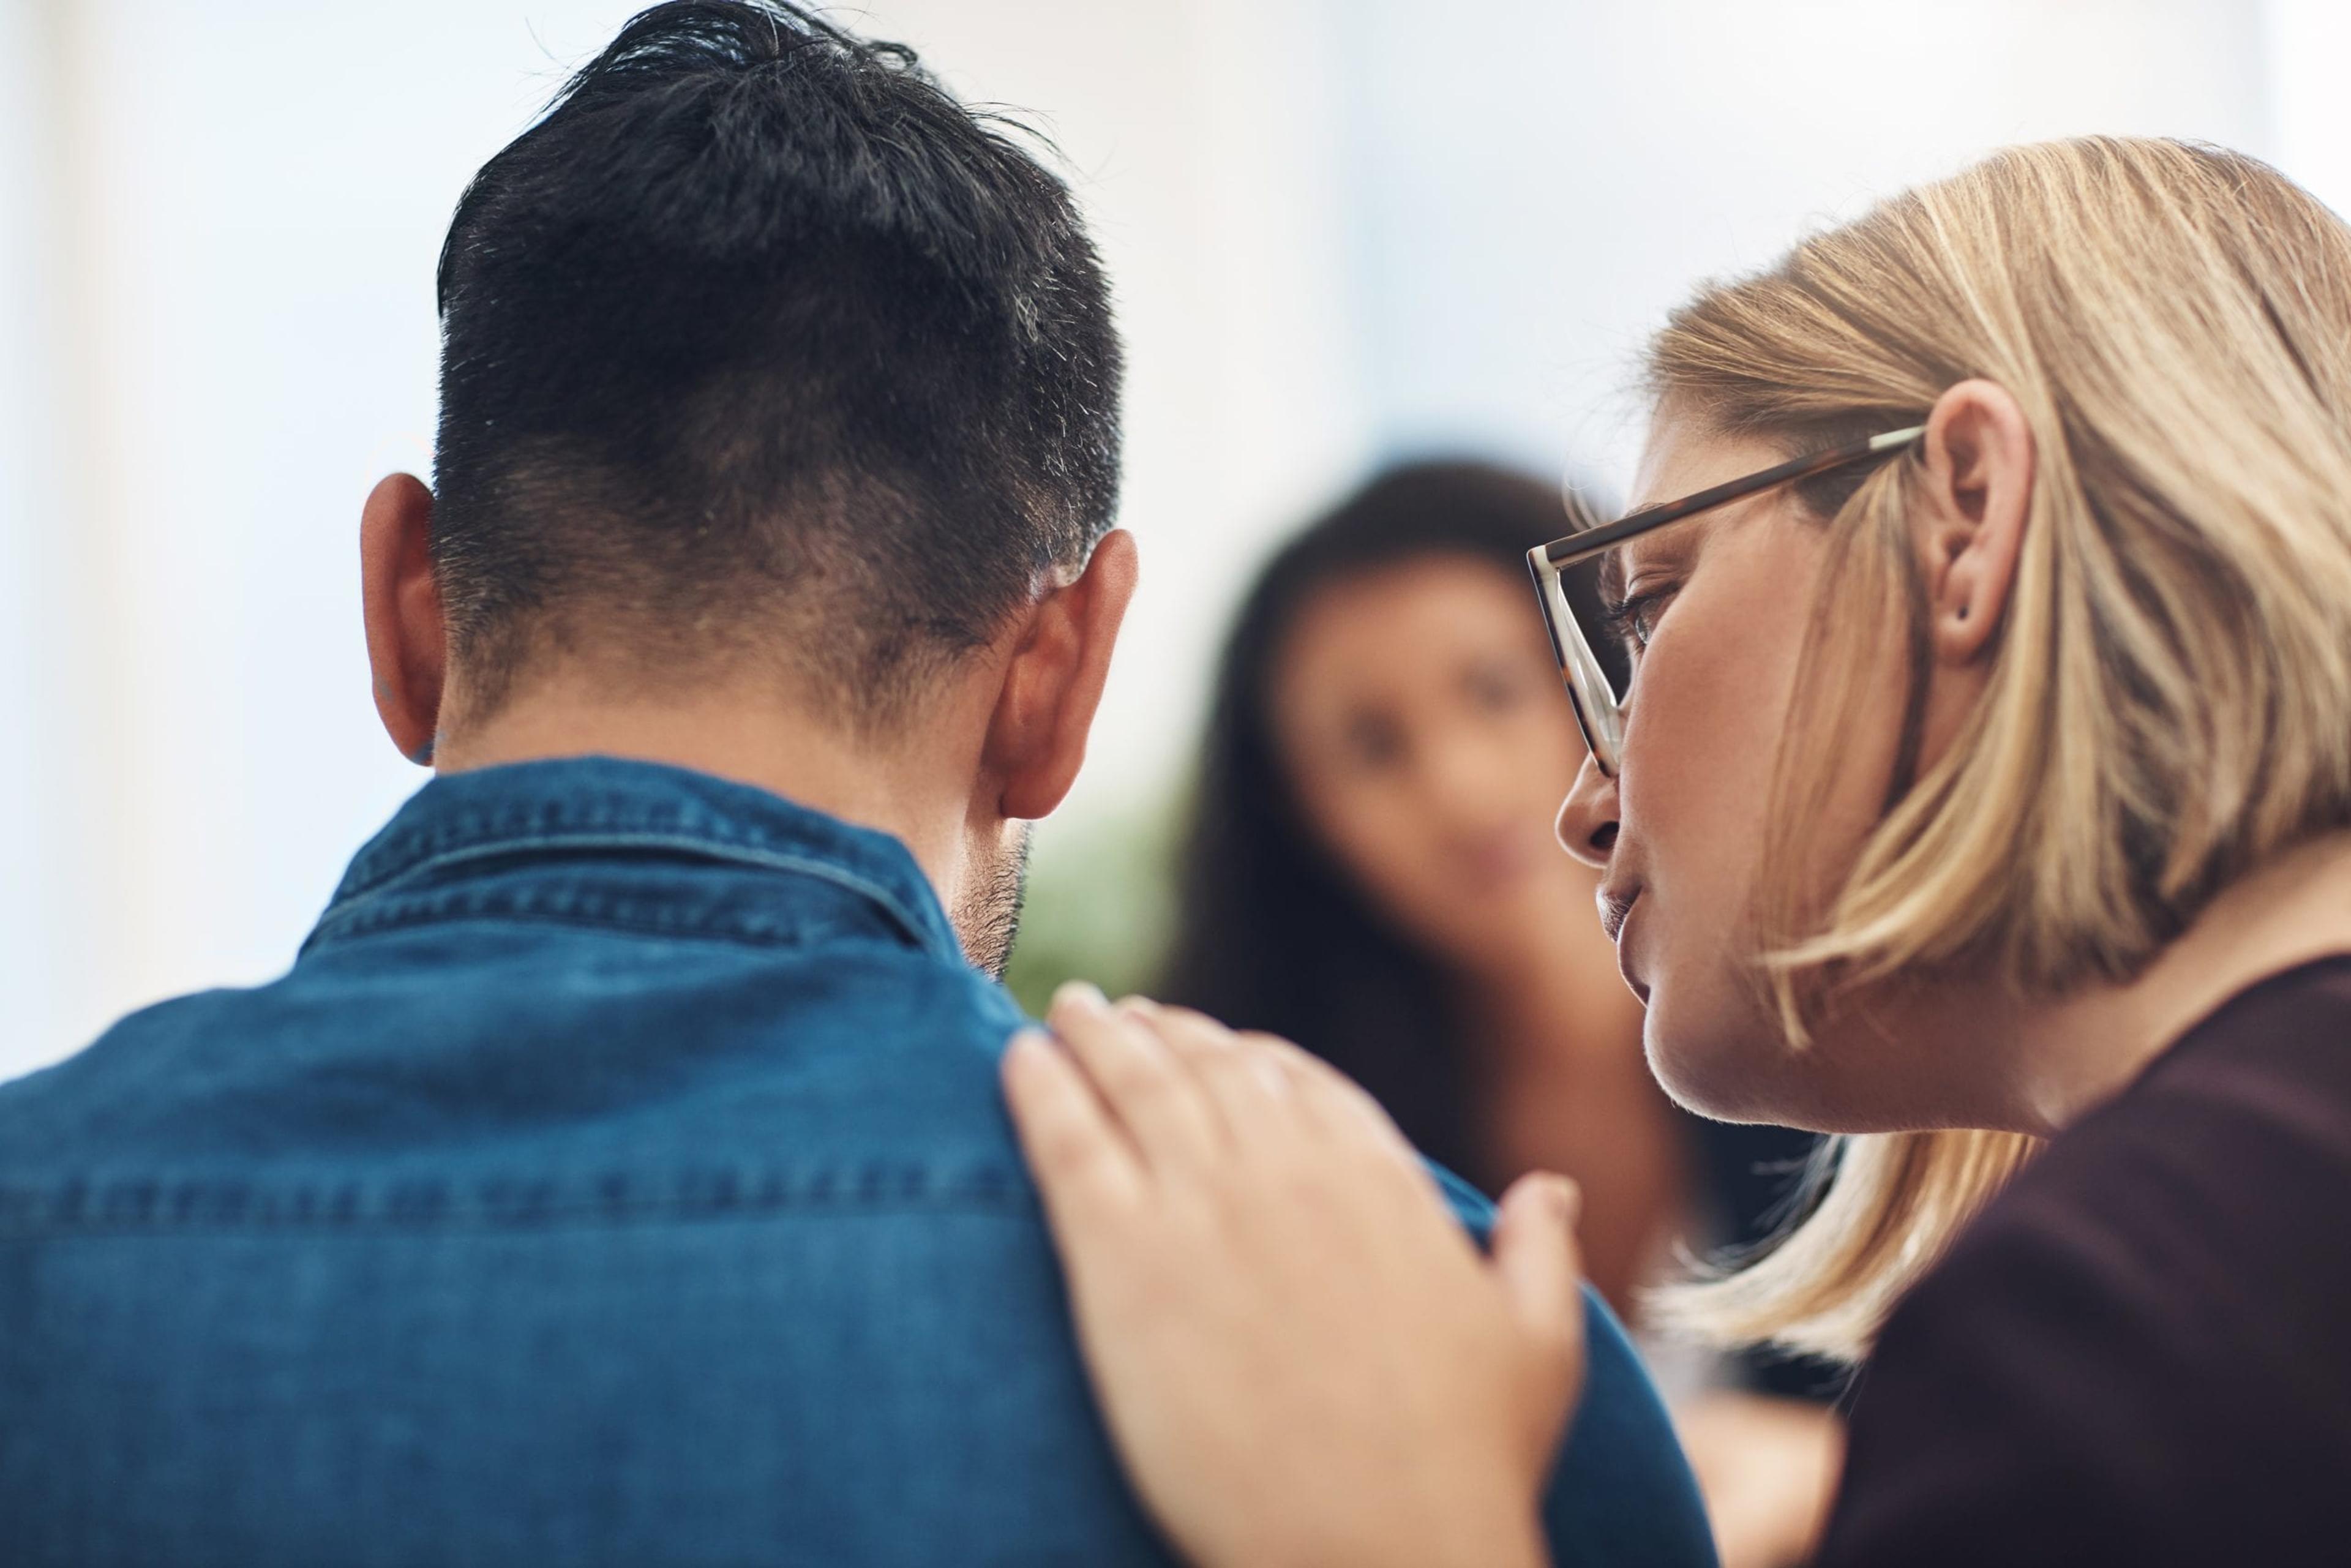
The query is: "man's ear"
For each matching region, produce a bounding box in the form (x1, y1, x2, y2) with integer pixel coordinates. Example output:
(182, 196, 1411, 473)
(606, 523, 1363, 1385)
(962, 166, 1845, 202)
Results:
(984, 529, 1140, 820)
(1914, 378, 2035, 665)
(360, 473, 448, 766)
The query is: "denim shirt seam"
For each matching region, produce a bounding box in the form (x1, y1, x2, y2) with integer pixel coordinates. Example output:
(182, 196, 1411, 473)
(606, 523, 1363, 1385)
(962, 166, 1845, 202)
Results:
(336, 793, 894, 901)
(336, 797, 733, 894)
(308, 830, 945, 957)
(307, 893, 857, 953)
(0, 1163, 1037, 1237)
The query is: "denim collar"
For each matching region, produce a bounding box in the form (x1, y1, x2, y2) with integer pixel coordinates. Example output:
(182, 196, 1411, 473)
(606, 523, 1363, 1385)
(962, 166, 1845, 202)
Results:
(305, 756, 962, 963)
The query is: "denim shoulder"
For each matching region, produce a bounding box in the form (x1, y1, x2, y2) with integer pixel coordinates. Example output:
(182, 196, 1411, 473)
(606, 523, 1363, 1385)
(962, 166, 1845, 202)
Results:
(1429, 1161, 1719, 1568)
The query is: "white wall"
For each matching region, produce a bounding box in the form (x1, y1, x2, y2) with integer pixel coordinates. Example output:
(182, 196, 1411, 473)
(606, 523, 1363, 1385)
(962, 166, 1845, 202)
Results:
(3, 2, 640, 1073)
(2266, 0, 2351, 220)
(1, 0, 2338, 1076)
(1339, 0, 2273, 490)
(0, 2, 81, 1060)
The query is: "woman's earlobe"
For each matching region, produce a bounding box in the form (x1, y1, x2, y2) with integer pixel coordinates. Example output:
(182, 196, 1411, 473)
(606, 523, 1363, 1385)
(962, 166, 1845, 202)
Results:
(1918, 380, 2034, 664)
(1932, 574, 1999, 664)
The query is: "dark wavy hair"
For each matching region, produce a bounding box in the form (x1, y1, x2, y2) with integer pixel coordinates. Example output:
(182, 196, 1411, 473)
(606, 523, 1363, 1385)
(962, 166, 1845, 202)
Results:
(1160, 461, 1620, 1187)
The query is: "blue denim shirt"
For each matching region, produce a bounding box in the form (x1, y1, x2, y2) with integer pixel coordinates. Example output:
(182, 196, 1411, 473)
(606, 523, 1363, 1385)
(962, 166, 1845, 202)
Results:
(0, 758, 1713, 1567)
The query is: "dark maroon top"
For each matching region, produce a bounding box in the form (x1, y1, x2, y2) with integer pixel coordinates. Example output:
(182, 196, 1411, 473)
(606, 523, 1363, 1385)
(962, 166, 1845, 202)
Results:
(1817, 956, 2351, 1566)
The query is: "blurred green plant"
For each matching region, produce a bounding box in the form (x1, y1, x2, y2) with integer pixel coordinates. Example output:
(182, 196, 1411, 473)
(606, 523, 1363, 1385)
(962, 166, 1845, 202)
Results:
(1005, 795, 1182, 1018)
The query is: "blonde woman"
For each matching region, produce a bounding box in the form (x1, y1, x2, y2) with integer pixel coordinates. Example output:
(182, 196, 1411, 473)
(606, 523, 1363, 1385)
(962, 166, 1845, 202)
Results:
(1000, 137, 2351, 1567)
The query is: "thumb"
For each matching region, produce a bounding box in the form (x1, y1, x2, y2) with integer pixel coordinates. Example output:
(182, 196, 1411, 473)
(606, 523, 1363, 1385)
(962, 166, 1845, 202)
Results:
(1493, 1172, 1586, 1350)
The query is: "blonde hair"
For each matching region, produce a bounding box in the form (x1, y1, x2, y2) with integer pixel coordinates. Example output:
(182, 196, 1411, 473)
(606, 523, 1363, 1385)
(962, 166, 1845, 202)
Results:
(1648, 138, 2351, 1359)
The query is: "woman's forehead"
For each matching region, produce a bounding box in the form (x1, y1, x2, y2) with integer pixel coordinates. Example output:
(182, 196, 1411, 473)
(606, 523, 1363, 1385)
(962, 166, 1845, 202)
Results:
(1629, 419, 1788, 514)
(1275, 557, 1536, 696)
(1616, 422, 1807, 590)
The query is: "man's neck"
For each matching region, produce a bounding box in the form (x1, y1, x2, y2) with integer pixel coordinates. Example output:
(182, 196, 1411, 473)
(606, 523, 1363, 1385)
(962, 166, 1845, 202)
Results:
(431, 677, 974, 902)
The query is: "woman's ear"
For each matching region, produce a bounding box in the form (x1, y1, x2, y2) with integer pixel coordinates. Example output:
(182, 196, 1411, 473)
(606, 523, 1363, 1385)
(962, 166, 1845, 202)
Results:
(359, 473, 448, 765)
(1914, 379, 2036, 665)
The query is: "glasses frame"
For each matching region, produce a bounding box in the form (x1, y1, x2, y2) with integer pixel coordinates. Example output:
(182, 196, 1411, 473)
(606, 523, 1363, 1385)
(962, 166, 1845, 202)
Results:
(1528, 424, 1927, 776)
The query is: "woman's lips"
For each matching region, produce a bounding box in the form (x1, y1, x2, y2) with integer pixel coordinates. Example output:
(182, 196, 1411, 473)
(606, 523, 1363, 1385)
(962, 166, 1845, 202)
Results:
(1597, 883, 1638, 942)
(1600, 885, 1650, 1003)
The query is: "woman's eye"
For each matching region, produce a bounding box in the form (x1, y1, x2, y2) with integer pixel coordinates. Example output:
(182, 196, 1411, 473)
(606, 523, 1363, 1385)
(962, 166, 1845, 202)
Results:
(1463, 661, 1529, 713)
(1341, 715, 1404, 771)
(1602, 585, 1676, 655)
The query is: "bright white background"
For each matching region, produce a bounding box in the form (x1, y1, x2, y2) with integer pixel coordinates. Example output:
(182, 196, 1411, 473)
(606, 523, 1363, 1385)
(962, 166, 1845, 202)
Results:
(3, 0, 2348, 1076)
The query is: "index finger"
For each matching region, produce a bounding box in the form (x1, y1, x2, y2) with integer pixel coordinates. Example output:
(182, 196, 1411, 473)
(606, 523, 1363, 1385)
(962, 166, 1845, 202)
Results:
(1001, 1029, 1147, 1230)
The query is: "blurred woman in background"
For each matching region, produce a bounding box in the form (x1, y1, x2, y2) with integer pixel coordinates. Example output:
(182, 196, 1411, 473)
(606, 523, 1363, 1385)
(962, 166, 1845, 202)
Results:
(1165, 465, 1669, 1302)
(1162, 463, 1840, 1567)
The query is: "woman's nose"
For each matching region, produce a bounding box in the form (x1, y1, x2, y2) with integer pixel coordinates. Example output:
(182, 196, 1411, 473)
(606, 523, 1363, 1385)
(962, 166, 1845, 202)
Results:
(1555, 752, 1619, 869)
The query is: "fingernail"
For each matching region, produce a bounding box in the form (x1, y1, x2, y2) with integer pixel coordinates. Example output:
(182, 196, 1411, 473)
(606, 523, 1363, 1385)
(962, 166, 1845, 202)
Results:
(1051, 980, 1109, 1016)
(1554, 1177, 1582, 1229)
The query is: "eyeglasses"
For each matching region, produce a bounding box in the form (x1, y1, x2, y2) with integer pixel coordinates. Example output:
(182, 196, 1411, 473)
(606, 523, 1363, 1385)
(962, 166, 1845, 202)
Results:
(1527, 425, 1926, 776)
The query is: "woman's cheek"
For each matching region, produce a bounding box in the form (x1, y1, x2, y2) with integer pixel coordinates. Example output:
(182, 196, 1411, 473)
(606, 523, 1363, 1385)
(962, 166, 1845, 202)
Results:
(1321, 786, 1438, 923)
(1610, 655, 1782, 1103)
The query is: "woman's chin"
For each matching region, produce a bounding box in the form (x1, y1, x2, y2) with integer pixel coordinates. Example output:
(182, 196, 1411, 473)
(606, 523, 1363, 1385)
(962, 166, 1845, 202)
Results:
(1642, 1000, 1817, 1127)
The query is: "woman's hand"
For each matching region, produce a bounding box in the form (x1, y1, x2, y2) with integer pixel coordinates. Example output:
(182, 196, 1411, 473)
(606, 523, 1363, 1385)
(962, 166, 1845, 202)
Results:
(1001, 983, 1589, 1568)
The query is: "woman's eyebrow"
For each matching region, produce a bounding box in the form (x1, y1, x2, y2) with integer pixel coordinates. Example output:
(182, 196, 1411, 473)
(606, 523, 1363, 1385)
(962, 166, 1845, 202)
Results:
(1616, 520, 1709, 590)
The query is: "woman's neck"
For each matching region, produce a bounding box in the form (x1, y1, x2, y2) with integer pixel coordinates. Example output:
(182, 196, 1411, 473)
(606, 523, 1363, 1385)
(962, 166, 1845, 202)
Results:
(2008, 830, 2351, 1136)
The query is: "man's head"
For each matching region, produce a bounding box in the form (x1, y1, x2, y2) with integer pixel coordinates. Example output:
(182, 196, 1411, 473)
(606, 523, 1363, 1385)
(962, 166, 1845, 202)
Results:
(359, 1, 1135, 975)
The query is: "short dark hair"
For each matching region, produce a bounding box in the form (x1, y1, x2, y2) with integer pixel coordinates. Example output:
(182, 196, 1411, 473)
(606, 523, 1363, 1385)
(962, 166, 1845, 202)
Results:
(430, 1, 1121, 721)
